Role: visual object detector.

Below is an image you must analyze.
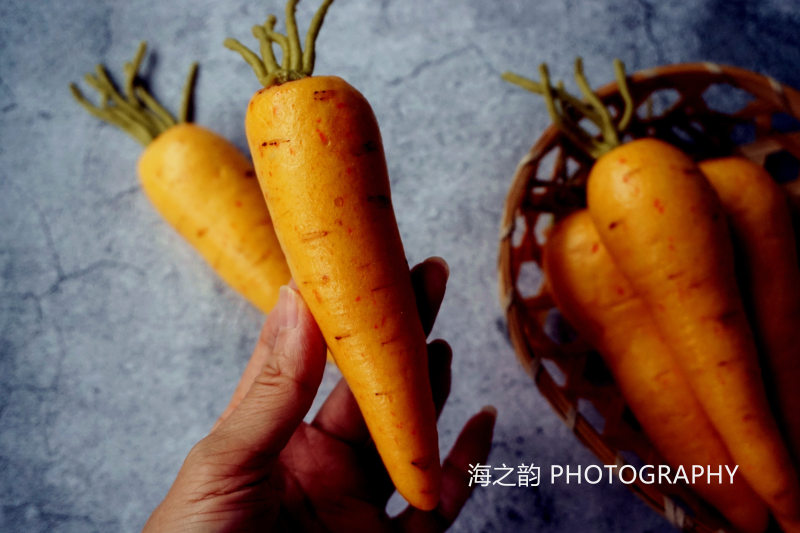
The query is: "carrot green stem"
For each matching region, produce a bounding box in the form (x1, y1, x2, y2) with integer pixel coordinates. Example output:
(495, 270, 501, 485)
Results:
(614, 59, 634, 132)
(502, 71, 604, 125)
(69, 41, 197, 146)
(538, 64, 603, 158)
(285, 0, 302, 72)
(502, 57, 635, 159)
(266, 29, 291, 71)
(303, 0, 333, 73)
(70, 84, 152, 145)
(124, 42, 147, 102)
(574, 57, 619, 148)
(179, 62, 199, 123)
(225, 0, 334, 88)
(255, 16, 280, 72)
(225, 38, 270, 86)
(135, 86, 176, 132)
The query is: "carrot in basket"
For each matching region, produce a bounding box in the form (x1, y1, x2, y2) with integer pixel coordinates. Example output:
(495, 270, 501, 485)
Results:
(225, 0, 440, 510)
(587, 134, 800, 529)
(544, 210, 769, 533)
(504, 58, 800, 530)
(700, 157, 800, 467)
(70, 43, 290, 313)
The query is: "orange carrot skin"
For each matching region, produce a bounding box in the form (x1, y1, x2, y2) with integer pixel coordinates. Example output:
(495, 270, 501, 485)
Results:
(587, 138, 800, 527)
(245, 75, 440, 510)
(138, 123, 291, 313)
(700, 157, 800, 467)
(544, 210, 769, 533)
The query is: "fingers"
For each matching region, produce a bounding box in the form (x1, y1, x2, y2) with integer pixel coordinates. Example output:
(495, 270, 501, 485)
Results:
(393, 407, 497, 533)
(428, 340, 452, 419)
(435, 406, 496, 524)
(208, 285, 327, 462)
(411, 257, 449, 336)
(309, 376, 365, 444)
(213, 286, 302, 430)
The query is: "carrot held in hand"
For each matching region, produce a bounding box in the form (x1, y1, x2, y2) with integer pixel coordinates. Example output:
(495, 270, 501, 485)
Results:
(544, 210, 768, 533)
(700, 157, 800, 468)
(70, 42, 290, 313)
(225, 0, 441, 510)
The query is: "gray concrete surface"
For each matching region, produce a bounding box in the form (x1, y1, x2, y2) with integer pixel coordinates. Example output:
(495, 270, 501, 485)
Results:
(2, 0, 799, 531)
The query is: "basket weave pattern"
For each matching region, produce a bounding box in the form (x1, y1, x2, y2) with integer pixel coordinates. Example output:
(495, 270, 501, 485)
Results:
(498, 63, 800, 532)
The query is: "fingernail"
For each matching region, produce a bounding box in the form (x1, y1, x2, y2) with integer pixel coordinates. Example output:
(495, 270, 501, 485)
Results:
(427, 256, 450, 280)
(480, 405, 498, 420)
(277, 285, 300, 329)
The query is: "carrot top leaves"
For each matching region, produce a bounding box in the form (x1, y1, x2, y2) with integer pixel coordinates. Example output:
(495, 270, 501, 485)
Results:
(70, 42, 198, 145)
(224, 0, 334, 88)
(502, 58, 634, 159)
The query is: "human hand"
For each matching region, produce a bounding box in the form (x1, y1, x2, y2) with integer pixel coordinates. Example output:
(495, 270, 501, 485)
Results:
(143, 257, 496, 532)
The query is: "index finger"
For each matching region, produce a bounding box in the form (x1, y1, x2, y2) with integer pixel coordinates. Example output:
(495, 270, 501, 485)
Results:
(411, 256, 449, 336)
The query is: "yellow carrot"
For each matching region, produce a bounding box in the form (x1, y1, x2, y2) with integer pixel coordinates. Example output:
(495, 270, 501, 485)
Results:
(138, 123, 290, 311)
(226, 0, 441, 510)
(700, 157, 800, 468)
(544, 210, 768, 533)
(587, 139, 800, 529)
(71, 42, 290, 313)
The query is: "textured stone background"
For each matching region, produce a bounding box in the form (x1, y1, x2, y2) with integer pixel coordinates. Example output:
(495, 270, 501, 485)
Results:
(2, 1, 799, 531)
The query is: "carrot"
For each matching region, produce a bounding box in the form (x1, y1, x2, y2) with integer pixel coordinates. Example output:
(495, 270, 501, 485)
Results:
(225, 0, 441, 510)
(544, 210, 769, 533)
(504, 59, 800, 530)
(588, 138, 800, 530)
(583, 110, 800, 529)
(70, 43, 290, 313)
(700, 157, 800, 468)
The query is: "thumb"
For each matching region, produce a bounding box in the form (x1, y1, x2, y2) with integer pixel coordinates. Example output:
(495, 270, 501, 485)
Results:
(211, 285, 327, 461)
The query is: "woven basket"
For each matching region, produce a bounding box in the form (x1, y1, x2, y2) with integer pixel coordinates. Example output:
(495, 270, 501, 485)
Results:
(498, 62, 800, 532)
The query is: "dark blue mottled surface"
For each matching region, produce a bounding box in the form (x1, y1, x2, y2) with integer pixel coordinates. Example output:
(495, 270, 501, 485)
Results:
(1, 1, 798, 531)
